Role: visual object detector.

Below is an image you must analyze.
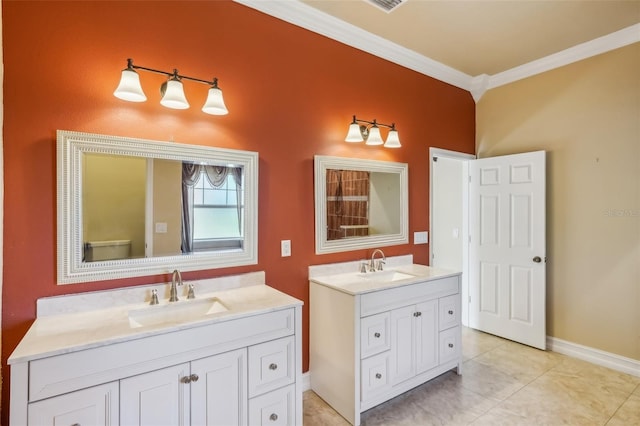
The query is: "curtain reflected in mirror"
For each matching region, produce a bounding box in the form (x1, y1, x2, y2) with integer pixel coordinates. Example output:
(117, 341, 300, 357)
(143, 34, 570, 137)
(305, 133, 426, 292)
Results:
(181, 163, 243, 253)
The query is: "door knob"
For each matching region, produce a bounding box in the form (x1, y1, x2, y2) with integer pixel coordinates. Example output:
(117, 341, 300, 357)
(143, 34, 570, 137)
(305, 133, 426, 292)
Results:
(533, 256, 542, 263)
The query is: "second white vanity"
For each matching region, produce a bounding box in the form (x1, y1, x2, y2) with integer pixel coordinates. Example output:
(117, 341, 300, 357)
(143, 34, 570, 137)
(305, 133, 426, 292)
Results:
(9, 272, 303, 426)
(309, 257, 461, 426)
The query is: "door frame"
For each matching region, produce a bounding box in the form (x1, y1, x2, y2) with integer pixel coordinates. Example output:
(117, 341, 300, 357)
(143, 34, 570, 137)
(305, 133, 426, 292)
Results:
(429, 148, 475, 327)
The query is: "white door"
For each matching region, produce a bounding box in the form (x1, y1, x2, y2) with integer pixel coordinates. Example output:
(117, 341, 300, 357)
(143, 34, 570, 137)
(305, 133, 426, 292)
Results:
(469, 151, 546, 349)
(120, 363, 190, 426)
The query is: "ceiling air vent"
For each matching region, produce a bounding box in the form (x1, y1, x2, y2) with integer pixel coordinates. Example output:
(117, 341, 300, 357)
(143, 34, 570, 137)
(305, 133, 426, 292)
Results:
(366, 0, 405, 13)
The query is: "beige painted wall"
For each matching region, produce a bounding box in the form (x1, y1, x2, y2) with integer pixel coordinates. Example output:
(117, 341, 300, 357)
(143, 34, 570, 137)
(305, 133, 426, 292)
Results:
(83, 154, 147, 258)
(152, 159, 182, 256)
(477, 43, 640, 360)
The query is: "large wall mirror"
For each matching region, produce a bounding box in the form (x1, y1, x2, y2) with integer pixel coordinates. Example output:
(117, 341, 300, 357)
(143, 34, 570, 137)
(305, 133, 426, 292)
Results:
(314, 155, 408, 254)
(57, 130, 258, 284)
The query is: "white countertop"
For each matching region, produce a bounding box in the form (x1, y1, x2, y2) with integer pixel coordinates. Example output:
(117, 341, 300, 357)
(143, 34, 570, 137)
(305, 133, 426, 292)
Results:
(309, 263, 461, 295)
(9, 279, 302, 364)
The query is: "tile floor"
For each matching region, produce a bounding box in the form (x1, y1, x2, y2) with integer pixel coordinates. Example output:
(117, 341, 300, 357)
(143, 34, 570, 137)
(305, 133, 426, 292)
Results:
(303, 327, 640, 425)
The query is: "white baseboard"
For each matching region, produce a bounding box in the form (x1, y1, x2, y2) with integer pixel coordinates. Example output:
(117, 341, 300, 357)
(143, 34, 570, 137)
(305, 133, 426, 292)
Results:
(302, 371, 311, 391)
(547, 336, 640, 378)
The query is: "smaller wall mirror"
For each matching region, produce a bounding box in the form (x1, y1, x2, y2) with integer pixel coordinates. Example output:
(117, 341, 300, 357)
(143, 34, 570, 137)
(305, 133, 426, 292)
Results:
(58, 131, 258, 284)
(314, 155, 408, 254)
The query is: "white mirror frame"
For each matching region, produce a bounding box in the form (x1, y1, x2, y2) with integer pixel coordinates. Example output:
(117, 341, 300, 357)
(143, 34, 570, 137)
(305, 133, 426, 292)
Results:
(314, 155, 409, 254)
(57, 130, 259, 284)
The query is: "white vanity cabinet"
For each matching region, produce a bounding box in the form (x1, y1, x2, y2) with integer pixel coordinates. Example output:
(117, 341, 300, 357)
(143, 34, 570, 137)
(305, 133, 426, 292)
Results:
(9, 291, 303, 426)
(310, 268, 461, 426)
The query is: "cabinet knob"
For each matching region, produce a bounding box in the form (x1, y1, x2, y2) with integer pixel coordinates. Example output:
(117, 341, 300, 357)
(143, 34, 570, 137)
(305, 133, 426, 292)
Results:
(448, 310, 454, 315)
(269, 413, 278, 421)
(448, 343, 454, 348)
(374, 332, 381, 338)
(375, 373, 382, 379)
(190, 373, 199, 382)
(71, 424, 81, 426)
(416, 311, 422, 317)
(181, 376, 192, 384)
(269, 363, 278, 370)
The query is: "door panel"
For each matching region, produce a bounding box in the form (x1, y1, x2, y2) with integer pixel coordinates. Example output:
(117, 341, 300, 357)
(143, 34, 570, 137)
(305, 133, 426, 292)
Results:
(470, 151, 546, 349)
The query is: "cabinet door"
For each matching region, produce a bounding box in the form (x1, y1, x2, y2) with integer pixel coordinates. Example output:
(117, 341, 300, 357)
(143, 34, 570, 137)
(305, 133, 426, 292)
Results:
(121, 363, 190, 426)
(191, 348, 248, 426)
(415, 299, 439, 374)
(28, 381, 118, 426)
(389, 305, 416, 385)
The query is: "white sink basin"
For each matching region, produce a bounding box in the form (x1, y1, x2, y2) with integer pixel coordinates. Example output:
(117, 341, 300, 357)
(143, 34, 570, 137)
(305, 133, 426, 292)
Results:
(128, 297, 229, 328)
(357, 270, 416, 282)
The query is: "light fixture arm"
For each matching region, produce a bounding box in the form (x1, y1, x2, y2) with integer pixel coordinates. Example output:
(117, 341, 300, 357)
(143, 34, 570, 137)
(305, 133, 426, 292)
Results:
(351, 115, 395, 131)
(126, 58, 218, 87)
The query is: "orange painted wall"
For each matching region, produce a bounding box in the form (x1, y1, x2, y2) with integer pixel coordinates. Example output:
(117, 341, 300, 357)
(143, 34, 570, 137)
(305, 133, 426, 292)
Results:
(2, 0, 474, 419)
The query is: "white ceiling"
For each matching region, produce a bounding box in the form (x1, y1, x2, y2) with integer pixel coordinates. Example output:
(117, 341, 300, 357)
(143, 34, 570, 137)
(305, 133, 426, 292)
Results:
(236, 0, 640, 100)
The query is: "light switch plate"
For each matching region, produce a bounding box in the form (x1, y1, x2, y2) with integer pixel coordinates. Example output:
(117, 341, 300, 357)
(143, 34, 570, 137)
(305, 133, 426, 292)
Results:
(281, 240, 291, 257)
(414, 231, 428, 244)
(155, 222, 168, 233)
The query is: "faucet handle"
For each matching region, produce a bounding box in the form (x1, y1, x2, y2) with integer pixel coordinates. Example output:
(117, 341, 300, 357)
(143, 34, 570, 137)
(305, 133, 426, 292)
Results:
(360, 262, 368, 273)
(376, 260, 385, 271)
(150, 289, 159, 305)
(187, 283, 196, 299)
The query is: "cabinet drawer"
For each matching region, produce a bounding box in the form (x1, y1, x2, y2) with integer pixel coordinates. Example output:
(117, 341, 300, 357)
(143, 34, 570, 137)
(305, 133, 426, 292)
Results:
(248, 336, 295, 398)
(248, 384, 295, 426)
(439, 294, 460, 331)
(360, 351, 390, 402)
(361, 312, 390, 358)
(439, 326, 460, 365)
(361, 276, 459, 317)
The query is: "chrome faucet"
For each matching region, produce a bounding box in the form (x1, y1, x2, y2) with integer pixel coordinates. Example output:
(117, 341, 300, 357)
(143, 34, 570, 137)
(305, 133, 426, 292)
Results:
(370, 249, 386, 272)
(169, 269, 183, 302)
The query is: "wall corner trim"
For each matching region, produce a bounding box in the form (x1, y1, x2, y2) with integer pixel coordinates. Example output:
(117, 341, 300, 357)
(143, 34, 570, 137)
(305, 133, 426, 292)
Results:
(547, 335, 640, 378)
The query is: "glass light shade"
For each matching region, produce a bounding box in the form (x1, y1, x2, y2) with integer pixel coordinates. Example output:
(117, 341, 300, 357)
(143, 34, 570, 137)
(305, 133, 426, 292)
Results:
(345, 123, 364, 142)
(160, 79, 190, 109)
(202, 87, 229, 115)
(384, 129, 401, 148)
(365, 126, 384, 145)
(114, 69, 147, 102)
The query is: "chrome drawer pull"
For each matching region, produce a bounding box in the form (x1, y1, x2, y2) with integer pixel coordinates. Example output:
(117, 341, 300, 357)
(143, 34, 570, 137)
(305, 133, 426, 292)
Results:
(269, 363, 278, 370)
(190, 374, 199, 382)
(375, 373, 382, 379)
(181, 376, 192, 384)
(448, 343, 454, 348)
(448, 310, 454, 315)
(374, 332, 381, 338)
(270, 413, 278, 421)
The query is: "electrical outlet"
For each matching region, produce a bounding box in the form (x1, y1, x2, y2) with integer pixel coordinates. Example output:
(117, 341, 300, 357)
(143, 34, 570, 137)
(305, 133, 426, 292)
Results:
(414, 231, 428, 244)
(281, 240, 291, 257)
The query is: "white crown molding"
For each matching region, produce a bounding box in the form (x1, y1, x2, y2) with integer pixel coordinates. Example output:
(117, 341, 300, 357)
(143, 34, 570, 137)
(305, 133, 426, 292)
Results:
(234, 1, 639, 102)
(484, 23, 640, 96)
(234, 0, 473, 91)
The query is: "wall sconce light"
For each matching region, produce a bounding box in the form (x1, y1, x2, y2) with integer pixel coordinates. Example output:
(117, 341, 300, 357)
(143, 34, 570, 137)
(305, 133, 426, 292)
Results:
(114, 58, 228, 115)
(345, 115, 401, 148)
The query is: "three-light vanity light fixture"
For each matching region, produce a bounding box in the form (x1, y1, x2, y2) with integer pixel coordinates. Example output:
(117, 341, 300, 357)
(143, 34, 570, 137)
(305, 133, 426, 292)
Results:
(345, 115, 401, 148)
(113, 58, 228, 115)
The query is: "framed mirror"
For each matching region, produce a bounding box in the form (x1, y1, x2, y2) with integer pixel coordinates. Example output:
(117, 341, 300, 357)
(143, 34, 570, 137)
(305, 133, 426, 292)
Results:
(57, 130, 258, 284)
(314, 155, 408, 254)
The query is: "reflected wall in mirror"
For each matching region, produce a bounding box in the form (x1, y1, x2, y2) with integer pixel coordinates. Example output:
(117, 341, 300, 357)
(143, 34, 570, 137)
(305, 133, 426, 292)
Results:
(314, 155, 408, 254)
(58, 130, 258, 284)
